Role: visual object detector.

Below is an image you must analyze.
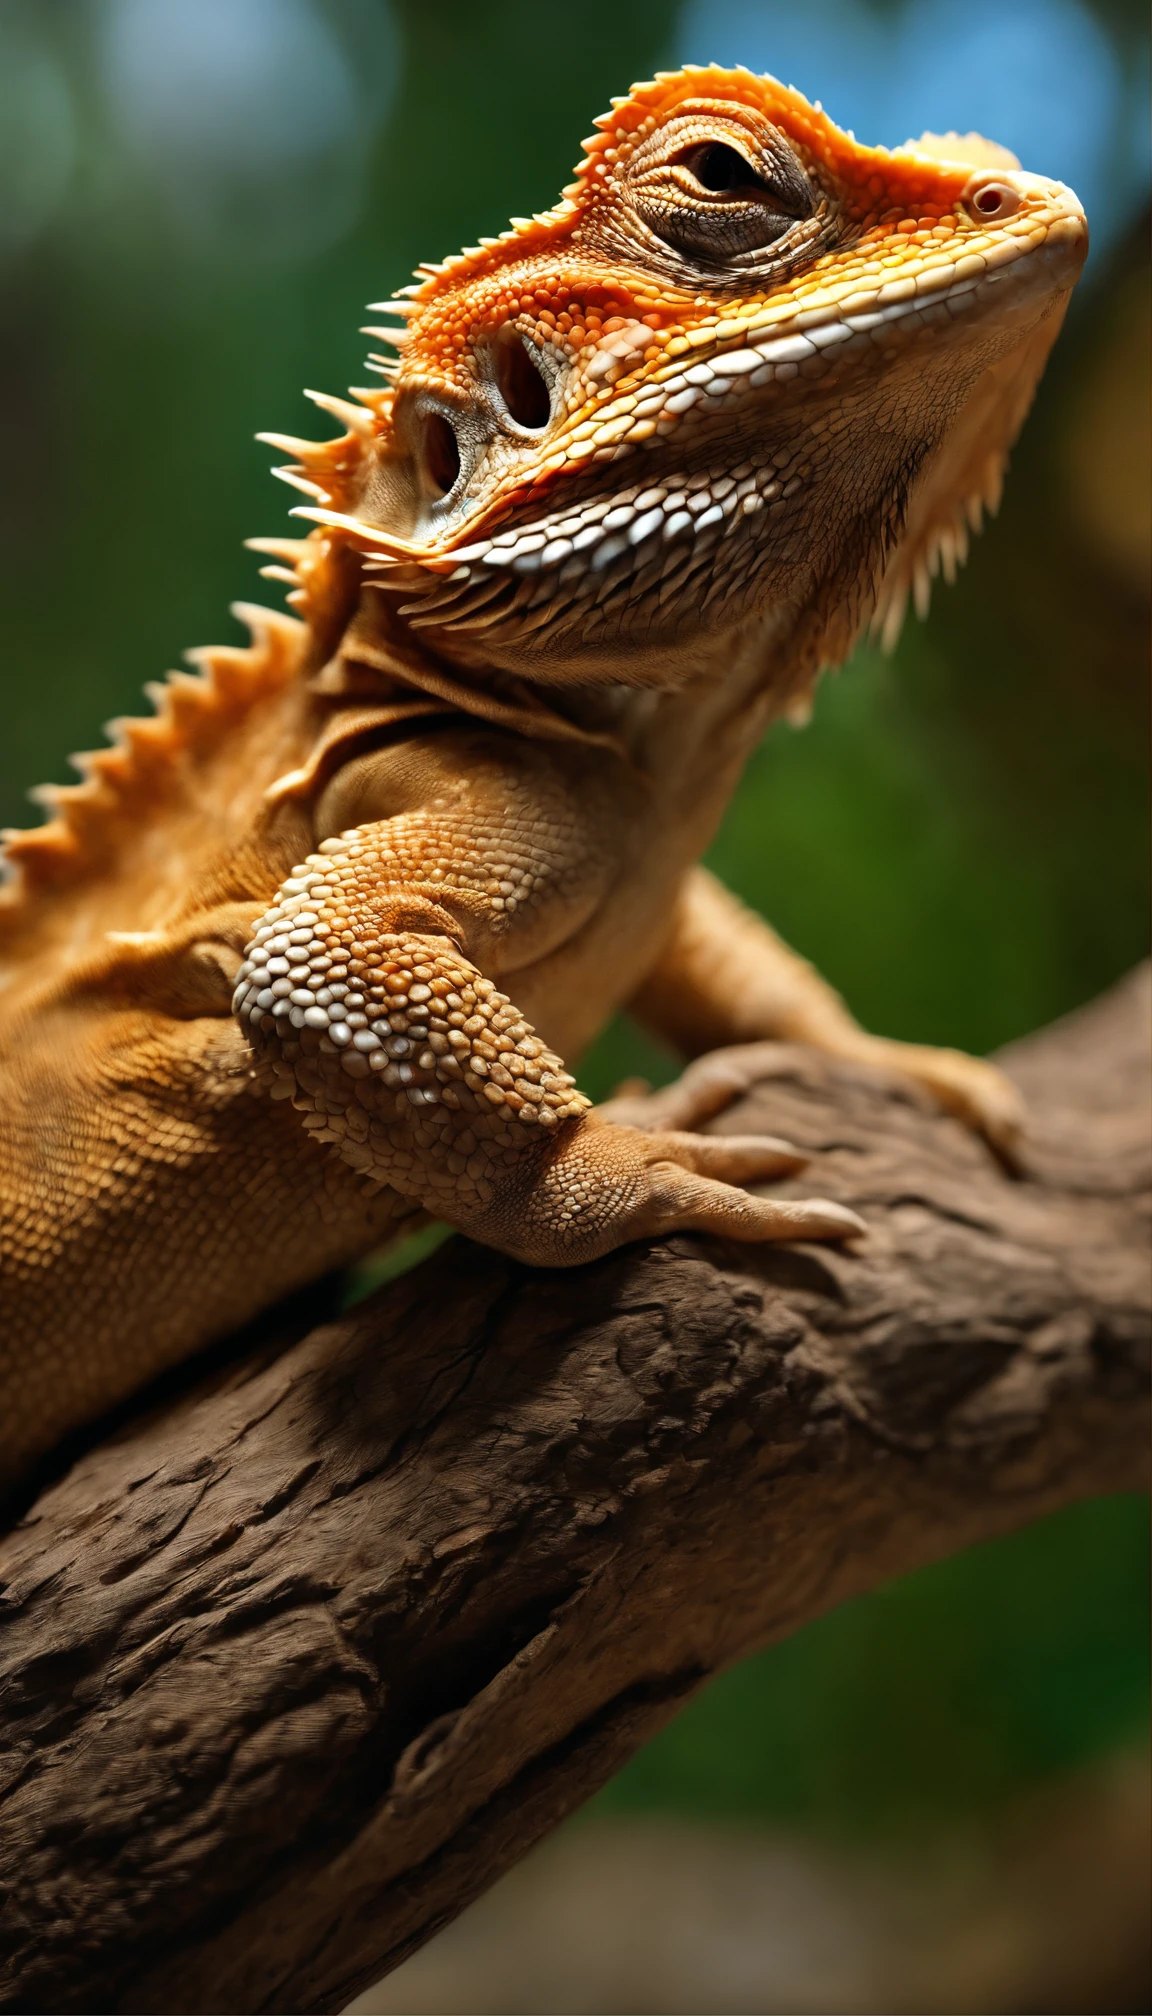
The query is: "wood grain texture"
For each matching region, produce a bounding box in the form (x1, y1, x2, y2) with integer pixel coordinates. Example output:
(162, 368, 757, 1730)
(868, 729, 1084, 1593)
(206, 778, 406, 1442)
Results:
(1, 969, 1148, 2015)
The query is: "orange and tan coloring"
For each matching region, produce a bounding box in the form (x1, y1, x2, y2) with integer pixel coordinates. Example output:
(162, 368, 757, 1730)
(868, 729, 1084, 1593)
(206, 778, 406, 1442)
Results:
(0, 68, 1086, 1483)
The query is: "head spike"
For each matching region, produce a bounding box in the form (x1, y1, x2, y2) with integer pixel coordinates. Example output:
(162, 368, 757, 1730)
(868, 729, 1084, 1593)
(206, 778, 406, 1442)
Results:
(269, 466, 328, 500)
(360, 325, 412, 349)
(245, 535, 313, 563)
(347, 385, 392, 414)
(256, 429, 334, 460)
(290, 503, 394, 544)
(303, 388, 374, 437)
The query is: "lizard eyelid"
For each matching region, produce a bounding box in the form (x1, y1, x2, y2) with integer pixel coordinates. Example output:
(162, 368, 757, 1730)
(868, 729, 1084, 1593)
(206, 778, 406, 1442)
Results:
(625, 113, 814, 262)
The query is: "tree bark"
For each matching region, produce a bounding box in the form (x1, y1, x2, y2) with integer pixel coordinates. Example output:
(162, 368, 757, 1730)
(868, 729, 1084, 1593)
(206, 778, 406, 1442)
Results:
(1, 969, 1148, 2016)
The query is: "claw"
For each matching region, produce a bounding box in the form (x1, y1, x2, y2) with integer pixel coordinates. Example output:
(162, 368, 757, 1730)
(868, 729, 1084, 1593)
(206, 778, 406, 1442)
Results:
(638, 1165, 866, 1245)
(794, 1198, 867, 1239)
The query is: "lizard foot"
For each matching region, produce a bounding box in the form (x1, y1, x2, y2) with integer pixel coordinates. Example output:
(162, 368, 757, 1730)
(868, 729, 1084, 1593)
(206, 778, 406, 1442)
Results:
(235, 897, 864, 1267)
(597, 1042, 812, 1133)
(601, 1036, 1023, 1168)
(841, 1034, 1025, 1167)
(475, 1116, 866, 1264)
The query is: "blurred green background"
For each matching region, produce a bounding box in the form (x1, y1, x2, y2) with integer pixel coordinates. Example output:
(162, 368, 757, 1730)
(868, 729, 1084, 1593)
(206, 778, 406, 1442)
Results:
(0, 0, 1147, 1859)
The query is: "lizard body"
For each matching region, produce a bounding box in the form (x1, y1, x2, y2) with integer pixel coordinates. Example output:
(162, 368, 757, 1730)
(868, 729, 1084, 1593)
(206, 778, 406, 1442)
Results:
(0, 68, 1086, 1482)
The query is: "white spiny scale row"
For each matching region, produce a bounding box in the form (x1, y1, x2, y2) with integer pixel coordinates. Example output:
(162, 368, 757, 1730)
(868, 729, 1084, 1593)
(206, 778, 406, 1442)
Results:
(629, 273, 987, 407)
(450, 461, 787, 583)
(671, 220, 1039, 354)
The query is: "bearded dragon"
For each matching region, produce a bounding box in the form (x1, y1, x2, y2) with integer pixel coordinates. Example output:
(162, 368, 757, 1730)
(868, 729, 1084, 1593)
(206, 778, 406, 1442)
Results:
(0, 67, 1086, 1484)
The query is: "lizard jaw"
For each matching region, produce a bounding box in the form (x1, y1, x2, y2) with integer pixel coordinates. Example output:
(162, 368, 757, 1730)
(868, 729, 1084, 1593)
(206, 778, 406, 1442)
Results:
(292, 195, 1084, 687)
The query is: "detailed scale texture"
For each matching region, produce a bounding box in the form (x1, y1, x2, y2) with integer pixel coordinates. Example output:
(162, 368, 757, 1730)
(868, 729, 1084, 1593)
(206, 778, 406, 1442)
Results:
(0, 67, 1086, 1482)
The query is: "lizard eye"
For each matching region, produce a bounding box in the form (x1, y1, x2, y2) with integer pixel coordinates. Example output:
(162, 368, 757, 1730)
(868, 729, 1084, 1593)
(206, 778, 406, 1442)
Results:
(625, 109, 814, 264)
(682, 141, 767, 196)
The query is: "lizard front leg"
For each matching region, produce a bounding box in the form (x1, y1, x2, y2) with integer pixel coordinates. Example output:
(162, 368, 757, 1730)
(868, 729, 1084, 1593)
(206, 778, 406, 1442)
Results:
(629, 866, 1023, 1158)
(234, 737, 863, 1263)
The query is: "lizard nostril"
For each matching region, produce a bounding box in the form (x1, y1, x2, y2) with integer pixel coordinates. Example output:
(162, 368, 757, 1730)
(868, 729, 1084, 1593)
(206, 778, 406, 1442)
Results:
(967, 181, 1021, 220)
(423, 413, 461, 495)
(494, 328, 551, 430)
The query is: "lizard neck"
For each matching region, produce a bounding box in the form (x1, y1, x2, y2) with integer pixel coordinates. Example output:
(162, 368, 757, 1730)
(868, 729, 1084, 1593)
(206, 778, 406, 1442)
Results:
(323, 566, 816, 766)
(285, 571, 819, 885)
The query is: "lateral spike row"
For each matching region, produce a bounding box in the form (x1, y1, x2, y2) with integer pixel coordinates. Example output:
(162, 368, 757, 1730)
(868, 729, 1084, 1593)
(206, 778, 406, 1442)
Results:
(256, 430, 341, 465)
(361, 325, 412, 348)
(347, 385, 392, 412)
(245, 536, 313, 562)
(269, 466, 328, 500)
(876, 582, 909, 654)
(303, 389, 375, 436)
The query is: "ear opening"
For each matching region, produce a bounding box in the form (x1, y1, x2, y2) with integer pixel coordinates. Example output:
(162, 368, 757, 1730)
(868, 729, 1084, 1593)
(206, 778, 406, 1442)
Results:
(493, 328, 551, 430)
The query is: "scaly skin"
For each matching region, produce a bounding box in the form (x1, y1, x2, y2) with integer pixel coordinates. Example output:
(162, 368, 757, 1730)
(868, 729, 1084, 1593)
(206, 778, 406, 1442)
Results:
(0, 68, 1086, 1483)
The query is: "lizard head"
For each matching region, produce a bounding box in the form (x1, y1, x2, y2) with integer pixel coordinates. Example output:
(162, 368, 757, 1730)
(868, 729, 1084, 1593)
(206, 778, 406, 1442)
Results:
(260, 65, 1087, 701)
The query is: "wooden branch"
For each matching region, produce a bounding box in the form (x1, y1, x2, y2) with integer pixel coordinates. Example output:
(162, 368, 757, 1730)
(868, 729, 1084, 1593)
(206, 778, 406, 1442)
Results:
(1, 970, 1148, 2016)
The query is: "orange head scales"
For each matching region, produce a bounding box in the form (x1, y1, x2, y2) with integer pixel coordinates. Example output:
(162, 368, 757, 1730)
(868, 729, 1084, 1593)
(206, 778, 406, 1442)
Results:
(253, 64, 1086, 691)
